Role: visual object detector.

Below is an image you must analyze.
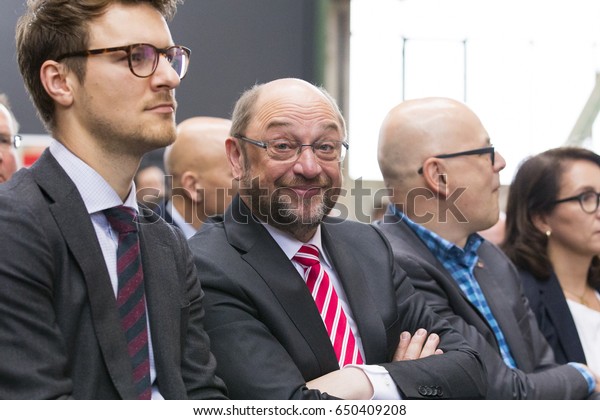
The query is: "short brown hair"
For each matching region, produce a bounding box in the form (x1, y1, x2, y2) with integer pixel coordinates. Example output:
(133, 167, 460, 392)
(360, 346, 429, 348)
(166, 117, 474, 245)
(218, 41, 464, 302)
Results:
(15, 0, 181, 131)
(501, 147, 600, 285)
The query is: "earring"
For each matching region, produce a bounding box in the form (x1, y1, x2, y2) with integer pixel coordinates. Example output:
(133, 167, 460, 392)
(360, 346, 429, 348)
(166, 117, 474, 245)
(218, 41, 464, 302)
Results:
(545, 230, 551, 237)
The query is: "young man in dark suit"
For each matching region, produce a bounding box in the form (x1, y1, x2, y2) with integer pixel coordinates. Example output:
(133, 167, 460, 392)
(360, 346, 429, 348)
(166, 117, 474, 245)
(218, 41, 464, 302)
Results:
(0, 0, 227, 399)
(189, 78, 487, 399)
(375, 97, 599, 399)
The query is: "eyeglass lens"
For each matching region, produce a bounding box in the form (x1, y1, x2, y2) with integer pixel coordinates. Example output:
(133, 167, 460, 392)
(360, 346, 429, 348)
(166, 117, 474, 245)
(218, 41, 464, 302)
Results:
(266, 140, 346, 162)
(0, 135, 20, 149)
(130, 45, 188, 78)
(580, 192, 600, 213)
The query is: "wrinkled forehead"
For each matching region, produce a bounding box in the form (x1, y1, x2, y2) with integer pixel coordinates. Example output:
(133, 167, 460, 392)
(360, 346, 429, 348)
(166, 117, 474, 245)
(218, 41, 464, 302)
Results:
(251, 86, 344, 136)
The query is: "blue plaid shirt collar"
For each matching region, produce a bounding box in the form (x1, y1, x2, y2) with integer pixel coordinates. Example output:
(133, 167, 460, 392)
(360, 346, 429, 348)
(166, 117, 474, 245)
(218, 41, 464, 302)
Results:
(391, 205, 517, 369)
(391, 205, 483, 263)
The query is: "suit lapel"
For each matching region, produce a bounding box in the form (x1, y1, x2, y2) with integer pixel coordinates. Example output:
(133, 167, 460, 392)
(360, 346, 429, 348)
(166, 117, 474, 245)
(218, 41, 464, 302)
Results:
(538, 273, 587, 363)
(32, 151, 137, 399)
(393, 218, 504, 348)
(321, 222, 388, 363)
(137, 214, 181, 397)
(474, 259, 532, 369)
(225, 196, 339, 371)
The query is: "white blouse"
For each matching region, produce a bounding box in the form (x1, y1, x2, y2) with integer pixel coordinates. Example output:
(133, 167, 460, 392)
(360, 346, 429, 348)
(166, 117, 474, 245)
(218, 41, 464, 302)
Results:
(567, 291, 600, 375)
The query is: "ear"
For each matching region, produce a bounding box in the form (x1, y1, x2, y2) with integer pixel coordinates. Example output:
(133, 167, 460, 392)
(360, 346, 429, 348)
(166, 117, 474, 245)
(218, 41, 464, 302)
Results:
(421, 158, 449, 198)
(531, 213, 550, 235)
(180, 171, 201, 203)
(226, 137, 244, 180)
(40, 60, 75, 107)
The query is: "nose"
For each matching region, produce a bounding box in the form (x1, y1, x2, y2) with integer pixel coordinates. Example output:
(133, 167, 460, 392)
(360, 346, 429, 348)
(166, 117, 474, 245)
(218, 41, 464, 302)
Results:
(292, 146, 323, 179)
(494, 150, 507, 172)
(152, 54, 181, 88)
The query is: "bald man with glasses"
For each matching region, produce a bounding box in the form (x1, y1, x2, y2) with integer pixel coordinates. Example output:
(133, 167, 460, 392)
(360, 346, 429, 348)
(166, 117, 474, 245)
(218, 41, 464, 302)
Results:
(375, 97, 599, 399)
(0, 0, 226, 399)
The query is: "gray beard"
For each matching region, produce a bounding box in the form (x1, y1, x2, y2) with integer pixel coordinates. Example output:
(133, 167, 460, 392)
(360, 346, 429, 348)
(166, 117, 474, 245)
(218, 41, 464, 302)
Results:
(240, 174, 338, 239)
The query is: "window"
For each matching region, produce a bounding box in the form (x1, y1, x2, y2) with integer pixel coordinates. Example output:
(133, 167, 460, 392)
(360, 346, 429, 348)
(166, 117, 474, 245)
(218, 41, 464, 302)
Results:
(349, 0, 600, 184)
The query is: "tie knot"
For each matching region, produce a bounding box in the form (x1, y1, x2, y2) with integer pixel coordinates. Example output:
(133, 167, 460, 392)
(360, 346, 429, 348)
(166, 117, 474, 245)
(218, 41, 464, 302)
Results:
(293, 244, 320, 267)
(103, 206, 138, 234)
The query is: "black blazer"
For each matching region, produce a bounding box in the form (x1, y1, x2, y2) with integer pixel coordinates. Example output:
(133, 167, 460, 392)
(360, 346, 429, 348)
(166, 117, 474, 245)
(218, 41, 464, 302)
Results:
(0, 150, 227, 399)
(376, 213, 592, 399)
(519, 269, 596, 365)
(188, 195, 487, 400)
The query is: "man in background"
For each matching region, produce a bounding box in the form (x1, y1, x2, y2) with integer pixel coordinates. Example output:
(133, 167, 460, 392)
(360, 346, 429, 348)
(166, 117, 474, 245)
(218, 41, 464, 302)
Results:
(376, 97, 598, 399)
(0, 94, 20, 183)
(162, 116, 236, 238)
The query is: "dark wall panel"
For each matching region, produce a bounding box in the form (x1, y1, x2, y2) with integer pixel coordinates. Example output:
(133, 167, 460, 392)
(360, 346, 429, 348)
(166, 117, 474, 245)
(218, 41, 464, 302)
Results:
(0, 0, 317, 134)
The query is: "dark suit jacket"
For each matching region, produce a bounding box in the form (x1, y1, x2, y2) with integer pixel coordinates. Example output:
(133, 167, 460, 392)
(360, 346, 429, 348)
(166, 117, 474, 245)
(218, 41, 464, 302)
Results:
(376, 213, 591, 399)
(519, 270, 596, 365)
(0, 150, 227, 399)
(188, 195, 487, 400)
(156, 200, 175, 226)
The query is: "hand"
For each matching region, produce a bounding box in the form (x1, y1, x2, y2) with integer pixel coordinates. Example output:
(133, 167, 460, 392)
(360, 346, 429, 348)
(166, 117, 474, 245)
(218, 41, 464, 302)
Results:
(393, 328, 444, 361)
(306, 367, 373, 399)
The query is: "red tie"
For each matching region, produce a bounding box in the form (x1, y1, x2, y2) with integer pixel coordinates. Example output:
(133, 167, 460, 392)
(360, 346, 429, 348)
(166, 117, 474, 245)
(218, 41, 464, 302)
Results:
(293, 244, 363, 367)
(104, 206, 152, 400)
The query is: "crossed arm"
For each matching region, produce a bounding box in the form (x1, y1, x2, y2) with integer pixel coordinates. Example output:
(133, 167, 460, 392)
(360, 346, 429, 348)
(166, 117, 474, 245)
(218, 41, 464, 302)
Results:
(307, 329, 443, 399)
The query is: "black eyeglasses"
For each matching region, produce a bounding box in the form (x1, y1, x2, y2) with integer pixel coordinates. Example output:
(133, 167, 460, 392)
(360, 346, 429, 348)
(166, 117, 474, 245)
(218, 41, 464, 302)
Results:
(0, 134, 21, 149)
(552, 191, 600, 214)
(56, 43, 191, 79)
(235, 135, 349, 163)
(417, 146, 495, 174)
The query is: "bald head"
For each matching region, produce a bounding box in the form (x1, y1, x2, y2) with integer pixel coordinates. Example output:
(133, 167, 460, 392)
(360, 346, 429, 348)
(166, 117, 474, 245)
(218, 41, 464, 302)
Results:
(165, 117, 235, 227)
(378, 97, 503, 246)
(231, 78, 347, 145)
(166, 117, 232, 177)
(378, 97, 487, 192)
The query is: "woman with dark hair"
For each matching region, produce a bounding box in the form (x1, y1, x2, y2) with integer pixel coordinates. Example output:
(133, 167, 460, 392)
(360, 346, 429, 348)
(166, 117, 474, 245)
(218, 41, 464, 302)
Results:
(502, 146, 600, 377)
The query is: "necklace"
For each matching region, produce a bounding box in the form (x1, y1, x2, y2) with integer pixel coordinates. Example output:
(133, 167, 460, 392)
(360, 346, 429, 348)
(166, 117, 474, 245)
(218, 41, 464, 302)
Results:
(564, 287, 600, 312)
(563, 288, 588, 306)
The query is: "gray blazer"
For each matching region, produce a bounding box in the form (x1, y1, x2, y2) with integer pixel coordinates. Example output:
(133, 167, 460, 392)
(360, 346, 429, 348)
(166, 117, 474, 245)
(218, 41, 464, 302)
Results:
(0, 150, 227, 399)
(376, 213, 592, 399)
(188, 195, 487, 400)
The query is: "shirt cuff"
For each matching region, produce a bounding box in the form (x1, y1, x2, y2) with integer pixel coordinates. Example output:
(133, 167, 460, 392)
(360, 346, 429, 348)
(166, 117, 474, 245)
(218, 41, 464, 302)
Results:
(569, 362, 596, 395)
(345, 364, 402, 400)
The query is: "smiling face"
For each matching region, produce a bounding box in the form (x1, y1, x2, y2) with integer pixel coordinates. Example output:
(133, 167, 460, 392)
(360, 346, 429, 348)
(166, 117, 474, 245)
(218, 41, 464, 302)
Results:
(543, 159, 600, 259)
(229, 79, 344, 241)
(69, 3, 181, 157)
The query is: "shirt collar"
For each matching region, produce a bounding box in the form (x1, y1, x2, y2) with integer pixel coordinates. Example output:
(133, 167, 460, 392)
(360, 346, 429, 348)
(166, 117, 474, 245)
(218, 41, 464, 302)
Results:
(49, 139, 138, 214)
(392, 205, 483, 268)
(167, 200, 197, 239)
(262, 223, 332, 268)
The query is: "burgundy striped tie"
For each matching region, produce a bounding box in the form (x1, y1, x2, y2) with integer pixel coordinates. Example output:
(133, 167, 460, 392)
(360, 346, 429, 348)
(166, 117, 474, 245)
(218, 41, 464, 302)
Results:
(104, 206, 151, 400)
(293, 244, 363, 367)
